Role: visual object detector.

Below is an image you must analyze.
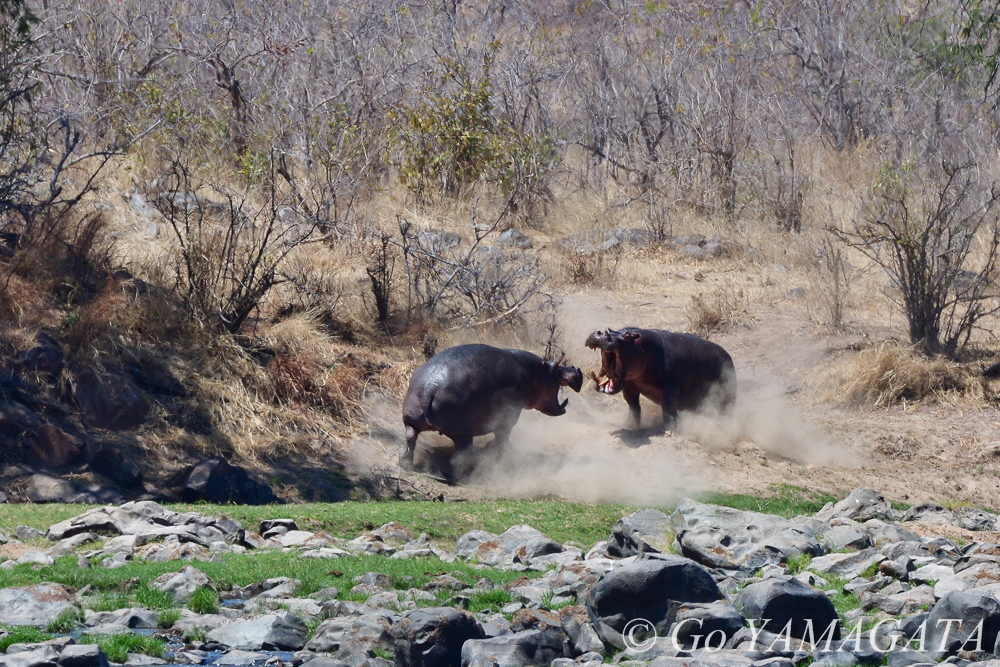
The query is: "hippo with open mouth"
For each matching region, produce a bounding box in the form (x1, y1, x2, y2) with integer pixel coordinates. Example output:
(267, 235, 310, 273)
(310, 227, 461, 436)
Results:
(585, 327, 736, 431)
(401, 344, 583, 481)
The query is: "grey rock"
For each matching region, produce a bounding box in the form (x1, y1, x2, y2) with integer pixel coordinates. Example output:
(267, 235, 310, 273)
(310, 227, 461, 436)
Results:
(15, 526, 45, 541)
(815, 490, 899, 523)
(734, 578, 840, 640)
(206, 611, 309, 650)
(417, 230, 462, 253)
(953, 507, 998, 532)
(902, 503, 955, 526)
(391, 607, 485, 667)
(60, 644, 109, 667)
(586, 554, 723, 649)
(149, 565, 212, 603)
(672, 499, 825, 572)
(455, 526, 563, 566)
(608, 509, 674, 558)
(559, 606, 604, 655)
(182, 456, 277, 505)
(672, 601, 746, 650)
(214, 650, 270, 665)
(0, 583, 80, 627)
(73, 367, 149, 431)
(824, 526, 872, 551)
(460, 629, 566, 667)
(934, 561, 1000, 597)
(305, 615, 393, 654)
(122, 656, 167, 666)
(924, 590, 1000, 659)
(908, 564, 953, 583)
(498, 230, 532, 249)
(808, 549, 885, 580)
(0, 646, 60, 667)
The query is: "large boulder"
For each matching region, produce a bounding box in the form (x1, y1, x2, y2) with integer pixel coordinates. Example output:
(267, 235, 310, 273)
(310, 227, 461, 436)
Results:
(460, 629, 566, 667)
(88, 446, 143, 487)
(305, 615, 394, 654)
(17, 333, 64, 378)
(149, 566, 212, 604)
(559, 606, 604, 655)
(586, 554, 723, 648)
(815, 489, 899, 523)
(391, 608, 485, 667)
(454, 525, 562, 566)
(734, 578, 840, 640)
(671, 499, 825, 571)
(73, 367, 149, 431)
(206, 611, 309, 650)
(671, 602, 746, 650)
(924, 591, 1000, 659)
(181, 456, 278, 505)
(0, 584, 80, 627)
(25, 425, 82, 469)
(608, 509, 674, 558)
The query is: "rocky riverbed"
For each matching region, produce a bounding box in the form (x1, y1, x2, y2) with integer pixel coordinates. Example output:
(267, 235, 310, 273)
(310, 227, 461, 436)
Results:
(1, 489, 1000, 667)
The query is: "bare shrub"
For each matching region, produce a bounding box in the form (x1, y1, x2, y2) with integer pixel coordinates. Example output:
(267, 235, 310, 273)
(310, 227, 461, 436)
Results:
(686, 285, 756, 337)
(557, 244, 623, 287)
(365, 233, 395, 326)
(824, 340, 990, 407)
(834, 152, 1000, 356)
(811, 232, 862, 329)
(153, 155, 321, 335)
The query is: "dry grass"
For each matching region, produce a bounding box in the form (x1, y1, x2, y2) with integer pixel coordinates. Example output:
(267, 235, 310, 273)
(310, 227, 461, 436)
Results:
(823, 340, 995, 407)
(685, 284, 758, 337)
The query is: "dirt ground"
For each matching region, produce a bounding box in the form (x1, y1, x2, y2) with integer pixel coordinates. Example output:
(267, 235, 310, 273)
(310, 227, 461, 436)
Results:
(348, 249, 1000, 510)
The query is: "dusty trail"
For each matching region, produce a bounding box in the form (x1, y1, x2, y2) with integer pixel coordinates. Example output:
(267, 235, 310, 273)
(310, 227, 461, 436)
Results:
(351, 289, 1000, 508)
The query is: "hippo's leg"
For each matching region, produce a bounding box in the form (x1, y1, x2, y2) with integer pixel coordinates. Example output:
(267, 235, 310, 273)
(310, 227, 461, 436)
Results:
(661, 383, 679, 431)
(400, 425, 419, 470)
(623, 385, 642, 430)
(442, 434, 473, 485)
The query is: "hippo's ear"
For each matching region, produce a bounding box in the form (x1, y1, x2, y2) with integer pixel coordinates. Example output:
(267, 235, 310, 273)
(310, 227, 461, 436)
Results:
(621, 331, 642, 345)
(559, 366, 584, 392)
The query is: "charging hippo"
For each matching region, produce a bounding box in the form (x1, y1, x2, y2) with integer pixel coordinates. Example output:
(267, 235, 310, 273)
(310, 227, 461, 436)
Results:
(401, 344, 584, 479)
(585, 327, 736, 431)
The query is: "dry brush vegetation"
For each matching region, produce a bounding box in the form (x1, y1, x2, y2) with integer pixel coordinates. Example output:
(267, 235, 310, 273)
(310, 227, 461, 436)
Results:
(3, 0, 1000, 496)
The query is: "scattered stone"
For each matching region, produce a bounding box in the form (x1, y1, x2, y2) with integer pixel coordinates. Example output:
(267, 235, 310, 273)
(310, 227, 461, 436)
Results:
(672, 499, 825, 571)
(391, 607, 485, 667)
(461, 629, 566, 667)
(182, 457, 278, 505)
(924, 591, 1000, 659)
(25, 425, 82, 469)
(587, 554, 722, 648)
(815, 489, 899, 523)
(734, 577, 840, 640)
(0, 583, 80, 627)
(150, 565, 212, 603)
(206, 611, 309, 650)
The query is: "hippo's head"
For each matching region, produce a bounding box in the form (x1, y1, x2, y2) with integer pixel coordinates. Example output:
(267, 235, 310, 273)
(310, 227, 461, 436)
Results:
(532, 361, 584, 416)
(585, 328, 642, 395)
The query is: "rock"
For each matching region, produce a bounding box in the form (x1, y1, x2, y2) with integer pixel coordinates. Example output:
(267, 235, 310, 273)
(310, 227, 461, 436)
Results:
(182, 456, 278, 505)
(498, 230, 533, 249)
(934, 561, 1000, 597)
(734, 578, 840, 640)
(122, 655, 166, 666)
(785, 288, 808, 300)
(149, 565, 212, 603)
(456, 531, 496, 559)
(954, 507, 998, 532)
(671, 601, 746, 650)
(298, 660, 350, 667)
(682, 244, 709, 261)
(0, 400, 41, 436)
(88, 447, 143, 487)
(924, 591, 1000, 659)
(26, 425, 82, 469)
(862, 584, 935, 615)
(73, 367, 149, 431)
(0, 646, 61, 667)
(460, 629, 566, 667)
(391, 607, 485, 667)
(15, 526, 45, 541)
(456, 525, 563, 566)
(417, 230, 462, 253)
(207, 611, 309, 650)
(671, 499, 825, 572)
(808, 549, 886, 580)
(908, 564, 953, 584)
(0, 583, 80, 627)
(17, 333, 64, 378)
(815, 489, 899, 523)
(902, 503, 956, 526)
(824, 525, 872, 551)
(608, 509, 675, 558)
(25, 474, 78, 503)
(304, 615, 394, 654)
(260, 519, 297, 536)
(586, 554, 723, 648)
(59, 644, 108, 667)
(559, 606, 604, 655)
(214, 650, 270, 665)
(17, 550, 54, 566)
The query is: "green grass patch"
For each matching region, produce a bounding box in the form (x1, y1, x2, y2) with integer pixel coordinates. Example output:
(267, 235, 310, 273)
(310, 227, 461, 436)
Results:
(157, 609, 181, 629)
(0, 550, 538, 608)
(700, 484, 839, 518)
(859, 561, 882, 579)
(187, 586, 219, 615)
(784, 553, 813, 574)
(79, 633, 165, 663)
(465, 588, 513, 613)
(0, 627, 54, 652)
(823, 575, 862, 616)
(45, 609, 83, 634)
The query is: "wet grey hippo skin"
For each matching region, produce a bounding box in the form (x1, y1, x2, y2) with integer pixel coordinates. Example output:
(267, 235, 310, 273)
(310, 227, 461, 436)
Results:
(401, 344, 584, 478)
(586, 327, 736, 431)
